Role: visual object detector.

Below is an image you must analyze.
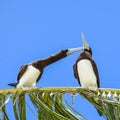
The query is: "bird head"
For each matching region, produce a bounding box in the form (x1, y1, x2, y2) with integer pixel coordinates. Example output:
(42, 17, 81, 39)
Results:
(81, 33, 92, 55)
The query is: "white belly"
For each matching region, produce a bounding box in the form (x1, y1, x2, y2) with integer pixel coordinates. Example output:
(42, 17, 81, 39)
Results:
(77, 59, 97, 90)
(17, 65, 40, 88)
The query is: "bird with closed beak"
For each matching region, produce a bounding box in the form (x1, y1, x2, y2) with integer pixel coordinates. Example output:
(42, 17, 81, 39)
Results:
(73, 33, 100, 90)
(73, 33, 102, 115)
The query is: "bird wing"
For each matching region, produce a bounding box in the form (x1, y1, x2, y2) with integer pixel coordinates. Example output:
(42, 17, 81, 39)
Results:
(73, 63, 81, 85)
(91, 60, 100, 88)
(36, 69, 43, 83)
(17, 64, 28, 81)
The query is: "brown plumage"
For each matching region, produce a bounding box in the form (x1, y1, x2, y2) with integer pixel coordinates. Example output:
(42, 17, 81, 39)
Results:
(73, 33, 102, 116)
(8, 48, 81, 88)
(73, 49, 100, 88)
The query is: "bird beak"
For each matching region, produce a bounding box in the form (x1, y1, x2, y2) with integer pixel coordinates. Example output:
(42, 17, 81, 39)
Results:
(66, 47, 83, 55)
(81, 33, 89, 50)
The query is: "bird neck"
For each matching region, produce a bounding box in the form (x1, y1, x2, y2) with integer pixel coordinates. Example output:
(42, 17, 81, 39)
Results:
(31, 49, 68, 69)
(42, 49, 68, 67)
(84, 50, 92, 57)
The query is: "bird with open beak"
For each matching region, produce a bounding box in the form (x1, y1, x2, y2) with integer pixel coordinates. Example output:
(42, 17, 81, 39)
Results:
(73, 33, 100, 90)
(8, 47, 82, 90)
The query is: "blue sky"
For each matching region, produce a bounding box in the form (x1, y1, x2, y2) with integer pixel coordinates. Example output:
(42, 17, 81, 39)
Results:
(0, 0, 120, 120)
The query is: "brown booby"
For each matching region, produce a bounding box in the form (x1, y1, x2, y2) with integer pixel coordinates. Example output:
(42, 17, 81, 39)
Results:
(73, 34, 101, 115)
(8, 47, 82, 89)
(73, 34, 100, 90)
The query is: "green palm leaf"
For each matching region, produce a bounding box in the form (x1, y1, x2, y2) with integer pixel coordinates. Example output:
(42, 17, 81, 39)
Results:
(0, 95, 9, 120)
(79, 88, 120, 120)
(0, 87, 120, 120)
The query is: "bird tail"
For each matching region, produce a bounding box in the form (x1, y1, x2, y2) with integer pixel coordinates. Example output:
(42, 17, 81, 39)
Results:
(8, 82, 18, 87)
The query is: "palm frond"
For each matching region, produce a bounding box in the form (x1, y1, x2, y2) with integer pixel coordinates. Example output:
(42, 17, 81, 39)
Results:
(13, 95, 19, 120)
(29, 91, 84, 120)
(0, 87, 120, 120)
(18, 93, 26, 120)
(79, 88, 120, 120)
(0, 87, 86, 120)
(0, 94, 9, 120)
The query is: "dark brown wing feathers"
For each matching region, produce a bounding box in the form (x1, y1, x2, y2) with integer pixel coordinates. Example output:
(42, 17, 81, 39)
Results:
(91, 60, 100, 88)
(36, 69, 43, 82)
(73, 64, 81, 85)
(17, 64, 28, 81)
(73, 51, 100, 88)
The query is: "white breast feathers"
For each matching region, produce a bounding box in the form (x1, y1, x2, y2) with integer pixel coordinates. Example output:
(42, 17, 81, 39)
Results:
(77, 59, 97, 90)
(17, 65, 40, 89)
